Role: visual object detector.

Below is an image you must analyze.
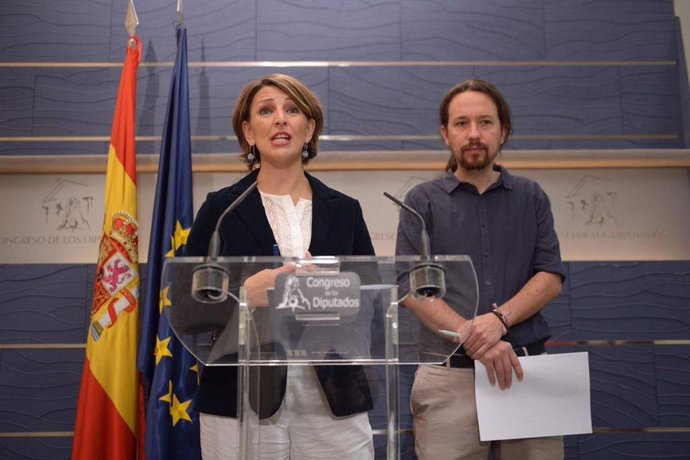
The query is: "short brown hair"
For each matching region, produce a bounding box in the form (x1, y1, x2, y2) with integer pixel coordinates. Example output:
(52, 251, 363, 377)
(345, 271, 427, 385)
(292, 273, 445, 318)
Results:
(439, 79, 512, 171)
(232, 73, 324, 170)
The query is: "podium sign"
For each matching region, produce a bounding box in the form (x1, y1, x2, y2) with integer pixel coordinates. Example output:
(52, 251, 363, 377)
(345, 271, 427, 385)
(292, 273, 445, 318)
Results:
(163, 255, 477, 459)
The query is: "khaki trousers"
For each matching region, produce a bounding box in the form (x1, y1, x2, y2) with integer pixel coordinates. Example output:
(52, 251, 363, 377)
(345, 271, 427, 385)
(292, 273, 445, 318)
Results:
(411, 365, 564, 460)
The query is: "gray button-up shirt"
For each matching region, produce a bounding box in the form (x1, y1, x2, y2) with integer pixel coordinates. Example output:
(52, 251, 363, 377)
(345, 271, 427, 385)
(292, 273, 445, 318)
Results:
(395, 165, 565, 347)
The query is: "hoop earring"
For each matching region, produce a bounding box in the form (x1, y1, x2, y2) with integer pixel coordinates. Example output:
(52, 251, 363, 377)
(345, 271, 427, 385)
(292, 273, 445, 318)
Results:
(302, 144, 309, 159)
(247, 145, 257, 162)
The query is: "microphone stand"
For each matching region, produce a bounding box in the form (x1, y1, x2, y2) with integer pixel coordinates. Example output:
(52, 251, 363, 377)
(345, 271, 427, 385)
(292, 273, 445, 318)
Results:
(191, 181, 258, 303)
(384, 192, 446, 299)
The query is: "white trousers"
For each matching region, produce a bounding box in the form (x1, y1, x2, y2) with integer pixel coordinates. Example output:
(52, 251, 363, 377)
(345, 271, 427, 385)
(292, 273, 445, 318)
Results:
(200, 366, 374, 460)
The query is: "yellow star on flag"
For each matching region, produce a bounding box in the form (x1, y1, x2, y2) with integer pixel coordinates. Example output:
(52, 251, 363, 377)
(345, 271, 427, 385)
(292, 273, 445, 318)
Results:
(159, 380, 173, 404)
(190, 361, 200, 385)
(165, 220, 191, 257)
(170, 393, 193, 426)
(154, 336, 173, 365)
(159, 285, 171, 314)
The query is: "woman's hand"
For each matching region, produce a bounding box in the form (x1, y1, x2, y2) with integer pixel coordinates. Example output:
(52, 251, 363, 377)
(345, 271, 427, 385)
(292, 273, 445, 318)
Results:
(244, 263, 296, 307)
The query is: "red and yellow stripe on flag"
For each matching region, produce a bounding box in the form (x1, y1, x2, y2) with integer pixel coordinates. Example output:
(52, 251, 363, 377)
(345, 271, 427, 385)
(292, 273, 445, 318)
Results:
(72, 36, 145, 460)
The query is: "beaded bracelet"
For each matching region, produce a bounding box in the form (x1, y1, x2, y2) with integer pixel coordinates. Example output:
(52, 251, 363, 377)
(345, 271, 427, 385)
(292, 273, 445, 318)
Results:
(490, 303, 510, 335)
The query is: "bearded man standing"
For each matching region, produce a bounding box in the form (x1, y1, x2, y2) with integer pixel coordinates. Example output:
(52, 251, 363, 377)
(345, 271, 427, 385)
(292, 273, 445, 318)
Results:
(395, 79, 566, 460)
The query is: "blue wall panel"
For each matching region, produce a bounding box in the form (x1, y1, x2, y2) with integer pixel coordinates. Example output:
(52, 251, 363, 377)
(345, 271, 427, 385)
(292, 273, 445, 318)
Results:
(476, 66, 625, 136)
(1, 0, 686, 156)
(33, 69, 121, 136)
(0, 69, 35, 137)
(130, 0, 256, 62)
(400, 0, 546, 61)
(0, 0, 112, 62)
(655, 345, 690, 427)
(0, 438, 72, 460)
(110, 0, 257, 63)
(541, 271, 573, 341)
(16, 62, 680, 154)
(544, 0, 677, 60)
(257, 0, 402, 61)
(577, 432, 690, 459)
(0, 265, 89, 344)
(620, 66, 683, 135)
(569, 262, 690, 340)
(329, 67, 448, 136)
(0, 349, 82, 433)
(328, 66, 641, 136)
(588, 345, 658, 427)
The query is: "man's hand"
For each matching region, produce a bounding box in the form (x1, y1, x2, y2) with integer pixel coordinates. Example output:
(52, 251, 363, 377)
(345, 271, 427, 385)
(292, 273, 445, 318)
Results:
(463, 312, 506, 359)
(477, 340, 523, 390)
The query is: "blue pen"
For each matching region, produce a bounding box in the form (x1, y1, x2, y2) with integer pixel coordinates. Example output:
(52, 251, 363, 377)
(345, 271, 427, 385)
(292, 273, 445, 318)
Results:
(272, 244, 281, 268)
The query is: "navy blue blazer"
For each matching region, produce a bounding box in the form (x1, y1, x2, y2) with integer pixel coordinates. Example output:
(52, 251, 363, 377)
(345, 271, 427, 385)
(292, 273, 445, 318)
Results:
(186, 169, 375, 418)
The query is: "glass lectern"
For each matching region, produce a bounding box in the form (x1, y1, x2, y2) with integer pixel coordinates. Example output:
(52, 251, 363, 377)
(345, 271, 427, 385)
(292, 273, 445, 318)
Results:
(163, 255, 477, 459)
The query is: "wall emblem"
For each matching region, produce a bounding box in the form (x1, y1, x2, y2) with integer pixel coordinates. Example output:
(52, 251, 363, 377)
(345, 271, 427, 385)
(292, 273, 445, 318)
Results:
(565, 175, 618, 226)
(41, 178, 94, 231)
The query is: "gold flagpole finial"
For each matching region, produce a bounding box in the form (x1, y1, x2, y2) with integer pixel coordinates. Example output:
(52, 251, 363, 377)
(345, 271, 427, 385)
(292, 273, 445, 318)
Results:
(125, 0, 139, 41)
(177, 0, 184, 26)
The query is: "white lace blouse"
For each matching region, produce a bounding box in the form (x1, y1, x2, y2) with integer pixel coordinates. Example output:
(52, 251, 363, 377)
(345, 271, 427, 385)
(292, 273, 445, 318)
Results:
(259, 191, 312, 257)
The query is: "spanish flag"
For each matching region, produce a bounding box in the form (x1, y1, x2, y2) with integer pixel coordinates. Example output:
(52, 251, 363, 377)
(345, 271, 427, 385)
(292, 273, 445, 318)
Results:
(72, 35, 145, 460)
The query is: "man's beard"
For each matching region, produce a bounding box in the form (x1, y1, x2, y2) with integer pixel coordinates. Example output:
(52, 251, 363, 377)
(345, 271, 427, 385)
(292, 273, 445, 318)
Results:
(456, 143, 495, 170)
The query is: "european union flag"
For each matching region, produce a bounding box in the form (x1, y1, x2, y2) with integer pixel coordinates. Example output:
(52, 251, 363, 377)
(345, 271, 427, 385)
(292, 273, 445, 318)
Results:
(137, 25, 201, 460)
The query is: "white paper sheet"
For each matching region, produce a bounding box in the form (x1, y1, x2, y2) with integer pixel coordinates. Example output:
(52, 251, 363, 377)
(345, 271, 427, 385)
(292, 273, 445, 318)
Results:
(475, 352, 592, 441)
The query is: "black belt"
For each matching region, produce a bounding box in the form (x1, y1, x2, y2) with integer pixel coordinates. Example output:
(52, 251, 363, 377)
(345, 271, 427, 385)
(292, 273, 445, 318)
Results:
(438, 341, 546, 369)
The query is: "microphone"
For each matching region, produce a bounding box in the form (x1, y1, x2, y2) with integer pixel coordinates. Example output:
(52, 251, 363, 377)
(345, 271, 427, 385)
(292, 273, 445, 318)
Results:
(191, 181, 258, 303)
(384, 192, 446, 300)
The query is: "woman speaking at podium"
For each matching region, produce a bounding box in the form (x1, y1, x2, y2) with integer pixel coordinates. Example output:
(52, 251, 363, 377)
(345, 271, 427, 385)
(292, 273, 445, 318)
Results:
(185, 73, 375, 459)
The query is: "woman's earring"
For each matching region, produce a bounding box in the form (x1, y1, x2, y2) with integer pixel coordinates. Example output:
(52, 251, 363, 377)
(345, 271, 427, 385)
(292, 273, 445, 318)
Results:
(302, 144, 309, 159)
(247, 145, 257, 162)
